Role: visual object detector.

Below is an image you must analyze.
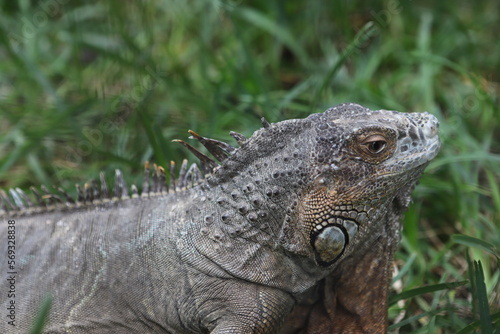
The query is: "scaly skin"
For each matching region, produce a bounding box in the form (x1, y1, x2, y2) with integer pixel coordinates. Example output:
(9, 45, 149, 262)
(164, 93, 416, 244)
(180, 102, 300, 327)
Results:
(0, 103, 440, 333)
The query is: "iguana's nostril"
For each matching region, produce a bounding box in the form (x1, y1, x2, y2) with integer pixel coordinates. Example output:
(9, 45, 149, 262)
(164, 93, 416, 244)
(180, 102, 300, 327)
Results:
(424, 114, 440, 139)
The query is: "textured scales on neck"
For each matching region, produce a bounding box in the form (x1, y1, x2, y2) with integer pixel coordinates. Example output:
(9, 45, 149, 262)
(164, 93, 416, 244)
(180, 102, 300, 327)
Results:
(0, 103, 440, 334)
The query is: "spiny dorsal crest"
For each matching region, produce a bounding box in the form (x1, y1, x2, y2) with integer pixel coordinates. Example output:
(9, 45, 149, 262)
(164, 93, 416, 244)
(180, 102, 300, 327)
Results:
(0, 126, 259, 217)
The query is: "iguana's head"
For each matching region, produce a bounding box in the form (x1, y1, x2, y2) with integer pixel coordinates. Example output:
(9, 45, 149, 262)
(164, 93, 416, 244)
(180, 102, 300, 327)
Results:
(294, 103, 440, 267)
(210, 102, 439, 272)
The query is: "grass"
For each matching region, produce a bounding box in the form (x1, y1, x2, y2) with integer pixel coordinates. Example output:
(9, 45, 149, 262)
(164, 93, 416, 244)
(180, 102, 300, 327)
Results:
(0, 0, 499, 332)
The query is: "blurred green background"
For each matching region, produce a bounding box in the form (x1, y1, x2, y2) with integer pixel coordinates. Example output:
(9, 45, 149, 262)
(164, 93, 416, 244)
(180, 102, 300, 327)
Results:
(0, 0, 499, 332)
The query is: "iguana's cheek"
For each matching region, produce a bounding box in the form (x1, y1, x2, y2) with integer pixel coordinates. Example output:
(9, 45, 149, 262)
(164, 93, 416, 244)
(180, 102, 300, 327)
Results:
(300, 186, 365, 266)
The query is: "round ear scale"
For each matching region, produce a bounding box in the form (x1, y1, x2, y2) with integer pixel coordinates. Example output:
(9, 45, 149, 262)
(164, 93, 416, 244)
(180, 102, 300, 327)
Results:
(311, 223, 349, 267)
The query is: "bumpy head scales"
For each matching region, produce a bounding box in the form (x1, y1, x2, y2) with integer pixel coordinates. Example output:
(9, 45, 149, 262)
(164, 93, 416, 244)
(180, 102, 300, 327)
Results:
(299, 103, 440, 266)
(190, 103, 439, 269)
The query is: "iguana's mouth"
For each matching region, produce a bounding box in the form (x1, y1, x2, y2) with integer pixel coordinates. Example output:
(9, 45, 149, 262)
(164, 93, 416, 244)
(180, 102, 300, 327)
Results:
(310, 217, 359, 267)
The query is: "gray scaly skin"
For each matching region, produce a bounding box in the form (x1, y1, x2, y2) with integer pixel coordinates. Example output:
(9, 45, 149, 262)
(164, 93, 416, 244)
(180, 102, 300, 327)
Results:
(0, 103, 440, 333)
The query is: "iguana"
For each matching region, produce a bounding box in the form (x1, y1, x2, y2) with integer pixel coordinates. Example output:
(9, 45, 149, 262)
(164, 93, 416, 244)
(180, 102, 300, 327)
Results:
(0, 103, 440, 333)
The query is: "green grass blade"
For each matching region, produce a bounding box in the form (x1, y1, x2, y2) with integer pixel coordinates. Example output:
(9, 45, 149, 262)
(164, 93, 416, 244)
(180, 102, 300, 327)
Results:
(466, 251, 478, 319)
(235, 7, 311, 68)
(456, 311, 500, 334)
(474, 260, 494, 333)
(137, 108, 169, 169)
(389, 280, 468, 306)
(311, 21, 377, 111)
(388, 308, 446, 330)
(276, 76, 316, 112)
(452, 235, 499, 258)
(392, 252, 417, 284)
(428, 153, 500, 170)
(28, 295, 52, 334)
(485, 170, 500, 217)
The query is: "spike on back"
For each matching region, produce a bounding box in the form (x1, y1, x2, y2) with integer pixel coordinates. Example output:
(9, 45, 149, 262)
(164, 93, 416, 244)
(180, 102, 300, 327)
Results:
(57, 187, 75, 204)
(229, 131, 247, 145)
(186, 163, 202, 188)
(83, 183, 92, 203)
(174, 129, 244, 176)
(0, 126, 235, 217)
(172, 139, 218, 175)
(9, 188, 25, 210)
(15, 188, 33, 207)
(142, 162, 150, 198)
(100, 172, 110, 200)
(158, 166, 166, 194)
(41, 185, 63, 205)
(261, 117, 271, 129)
(76, 184, 85, 203)
(131, 184, 139, 198)
(152, 164, 159, 194)
(30, 186, 45, 207)
(113, 169, 129, 199)
(169, 161, 177, 193)
(188, 130, 234, 162)
(177, 159, 188, 189)
(151, 163, 166, 194)
(1, 189, 16, 211)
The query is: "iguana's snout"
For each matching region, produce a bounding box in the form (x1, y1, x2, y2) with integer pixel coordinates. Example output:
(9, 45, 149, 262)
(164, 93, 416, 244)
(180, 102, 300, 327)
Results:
(384, 111, 440, 174)
(417, 112, 439, 139)
(405, 111, 440, 157)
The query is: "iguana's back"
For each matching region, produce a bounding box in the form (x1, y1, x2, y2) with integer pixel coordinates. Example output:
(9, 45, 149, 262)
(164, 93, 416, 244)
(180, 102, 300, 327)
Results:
(5, 191, 194, 332)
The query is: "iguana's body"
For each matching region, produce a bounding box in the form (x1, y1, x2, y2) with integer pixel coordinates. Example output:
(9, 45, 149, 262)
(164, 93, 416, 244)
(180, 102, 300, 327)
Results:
(0, 103, 440, 333)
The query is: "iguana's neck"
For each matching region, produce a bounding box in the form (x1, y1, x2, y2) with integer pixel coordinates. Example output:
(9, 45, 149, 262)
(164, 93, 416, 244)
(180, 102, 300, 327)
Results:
(207, 153, 313, 246)
(175, 167, 327, 294)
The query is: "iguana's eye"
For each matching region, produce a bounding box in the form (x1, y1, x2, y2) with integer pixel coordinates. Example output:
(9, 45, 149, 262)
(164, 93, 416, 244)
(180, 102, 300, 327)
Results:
(362, 135, 387, 154)
(349, 129, 396, 164)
